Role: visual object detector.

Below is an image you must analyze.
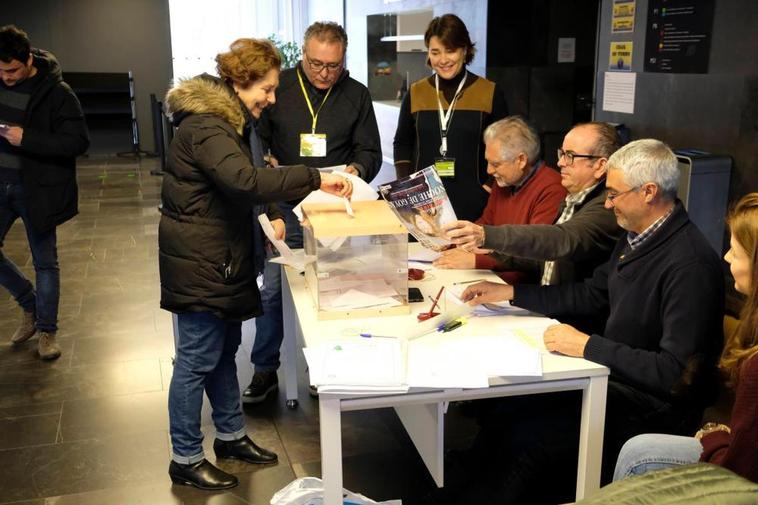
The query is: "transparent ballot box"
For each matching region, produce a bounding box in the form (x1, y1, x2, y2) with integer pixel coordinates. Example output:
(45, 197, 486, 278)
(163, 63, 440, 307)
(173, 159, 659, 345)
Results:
(301, 200, 409, 320)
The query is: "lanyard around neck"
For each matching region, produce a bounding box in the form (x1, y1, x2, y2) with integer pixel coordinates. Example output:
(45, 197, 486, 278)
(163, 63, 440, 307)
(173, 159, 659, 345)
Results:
(435, 71, 467, 156)
(297, 66, 333, 133)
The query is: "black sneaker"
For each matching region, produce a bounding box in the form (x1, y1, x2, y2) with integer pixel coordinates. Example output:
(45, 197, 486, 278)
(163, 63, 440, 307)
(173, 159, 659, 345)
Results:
(242, 370, 278, 404)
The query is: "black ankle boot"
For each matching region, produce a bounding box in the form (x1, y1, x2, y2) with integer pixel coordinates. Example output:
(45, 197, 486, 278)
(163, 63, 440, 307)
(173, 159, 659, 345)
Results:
(168, 459, 238, 490)
(213, 435, 278, 464)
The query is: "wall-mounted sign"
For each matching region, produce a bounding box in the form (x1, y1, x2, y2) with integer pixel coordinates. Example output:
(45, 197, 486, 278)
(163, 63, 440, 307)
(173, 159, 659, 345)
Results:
(603, 72, 636, 114)
(644, 0, 714, 73)
(558, 37, 576, 63)
(612, 0, 636, 33)
(609, 41, 633, 71)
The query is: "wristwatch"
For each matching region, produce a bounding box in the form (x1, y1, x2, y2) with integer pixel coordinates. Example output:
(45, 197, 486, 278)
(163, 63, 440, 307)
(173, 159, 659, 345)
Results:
(695, 422, 731, 440)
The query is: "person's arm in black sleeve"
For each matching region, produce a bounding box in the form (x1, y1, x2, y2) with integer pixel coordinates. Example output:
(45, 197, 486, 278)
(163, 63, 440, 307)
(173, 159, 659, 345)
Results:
(348, 88, 381, 182)
(583, 260, 723, 398)
(513, 259, 611, 317)
(393, 91, 415, 178)
(481, 198, 621, 262)
(19, 85, 89, 158)
(192, 122, 320, 204)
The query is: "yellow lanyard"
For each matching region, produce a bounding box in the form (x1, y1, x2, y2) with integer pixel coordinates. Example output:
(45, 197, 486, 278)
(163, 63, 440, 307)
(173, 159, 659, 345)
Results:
(297, 67, 333, 133)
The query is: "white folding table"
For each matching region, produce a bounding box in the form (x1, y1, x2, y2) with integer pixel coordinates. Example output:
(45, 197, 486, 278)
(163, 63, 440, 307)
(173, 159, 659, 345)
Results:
(279, 262, 609, 505)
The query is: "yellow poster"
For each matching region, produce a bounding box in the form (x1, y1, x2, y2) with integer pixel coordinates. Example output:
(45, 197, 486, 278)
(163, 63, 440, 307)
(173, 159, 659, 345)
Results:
(612, 0, 636, 33)
(609, 41, 633, 71)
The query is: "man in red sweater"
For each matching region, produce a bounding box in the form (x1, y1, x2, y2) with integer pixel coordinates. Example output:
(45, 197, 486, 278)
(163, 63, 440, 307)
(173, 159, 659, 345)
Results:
(434, 116, 565, 283)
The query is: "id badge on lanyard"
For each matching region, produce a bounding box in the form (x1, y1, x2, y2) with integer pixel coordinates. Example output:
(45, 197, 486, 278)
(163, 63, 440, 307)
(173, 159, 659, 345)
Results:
(297, 67, 332, 158)
(300, 133, 327, 157)
(434, 156, 455, 177)
(435, 71, 466, 178)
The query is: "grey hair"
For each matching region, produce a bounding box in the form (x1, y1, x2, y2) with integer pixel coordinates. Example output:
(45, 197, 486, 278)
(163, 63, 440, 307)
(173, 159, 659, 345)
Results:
(607, 139, 680, 198)
(483, 116, 540, 165)
(303, 21, 347, 52)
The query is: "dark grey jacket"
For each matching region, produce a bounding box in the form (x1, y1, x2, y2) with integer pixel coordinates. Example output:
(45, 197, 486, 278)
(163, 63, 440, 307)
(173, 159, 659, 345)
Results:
(483, 183, 623, 285)
(160, 75, 321, 320)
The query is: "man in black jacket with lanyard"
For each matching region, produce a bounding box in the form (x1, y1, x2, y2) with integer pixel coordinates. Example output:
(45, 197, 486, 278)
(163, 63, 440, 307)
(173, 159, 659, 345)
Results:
(0, 25, 89, 360)
(443, 139, 725, 504)
(244, 21, 382, 403)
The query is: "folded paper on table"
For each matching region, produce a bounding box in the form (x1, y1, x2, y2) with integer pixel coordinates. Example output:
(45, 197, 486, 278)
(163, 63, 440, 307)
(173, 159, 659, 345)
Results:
(446, 282, 531, 317)
(408, 248, 441, 263)
(268, 250, 315, 272)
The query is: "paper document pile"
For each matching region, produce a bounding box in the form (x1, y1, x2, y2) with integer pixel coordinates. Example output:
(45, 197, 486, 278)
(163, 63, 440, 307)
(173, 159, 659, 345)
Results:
(304, 330, 544, 394)
(303, 338, 409, 394)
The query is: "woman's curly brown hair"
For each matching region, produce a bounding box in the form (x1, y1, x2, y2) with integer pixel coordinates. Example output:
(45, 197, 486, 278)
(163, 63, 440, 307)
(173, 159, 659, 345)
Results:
(215, 38, 281, 86)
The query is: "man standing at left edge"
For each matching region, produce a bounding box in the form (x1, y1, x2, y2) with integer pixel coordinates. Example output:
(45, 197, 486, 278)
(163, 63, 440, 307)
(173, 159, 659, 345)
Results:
(0, 25, 89, 359)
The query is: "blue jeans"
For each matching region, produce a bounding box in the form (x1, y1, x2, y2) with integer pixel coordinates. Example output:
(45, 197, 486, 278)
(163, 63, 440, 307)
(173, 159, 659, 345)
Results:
(252, 202, 302, 372)
(0, 182, 59, 332)
(169, 311, 246, 463)
(613, 433, 703, 481)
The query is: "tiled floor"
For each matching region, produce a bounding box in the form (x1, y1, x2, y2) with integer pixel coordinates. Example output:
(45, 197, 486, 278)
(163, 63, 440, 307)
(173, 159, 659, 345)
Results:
(0, 157, 460, 504)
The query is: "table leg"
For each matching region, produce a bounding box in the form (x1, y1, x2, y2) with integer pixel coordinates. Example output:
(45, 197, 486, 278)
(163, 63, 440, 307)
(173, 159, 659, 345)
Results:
(281, 266, 299, 408)
(320, 395, 343, 505)
(575, 375, 608, 499)
(395, 403, 445, 487)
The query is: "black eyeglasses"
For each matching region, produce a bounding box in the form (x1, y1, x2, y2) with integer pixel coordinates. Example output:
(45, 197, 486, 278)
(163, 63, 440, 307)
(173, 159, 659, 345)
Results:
(557, 148, 602, 166)
(305, 54, 342, 73)
(605, 186, 640, 204)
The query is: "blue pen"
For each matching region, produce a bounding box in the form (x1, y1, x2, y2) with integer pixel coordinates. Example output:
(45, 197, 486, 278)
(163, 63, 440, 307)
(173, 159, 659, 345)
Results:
(359, 333, 397, 339)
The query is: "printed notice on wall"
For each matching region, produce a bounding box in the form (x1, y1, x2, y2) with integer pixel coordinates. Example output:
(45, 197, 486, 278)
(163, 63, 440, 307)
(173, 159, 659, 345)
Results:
(602, 72, 636, 114)
(612, 0, 636, 33)
(557, 37, 576, 63)
(609, 41, 633, 71)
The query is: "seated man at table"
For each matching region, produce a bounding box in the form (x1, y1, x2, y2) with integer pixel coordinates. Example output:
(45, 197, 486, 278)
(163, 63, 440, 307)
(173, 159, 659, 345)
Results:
(445, 139, 725, 504)
(438, 122, 624, 332)
(432, 116, 566, 284)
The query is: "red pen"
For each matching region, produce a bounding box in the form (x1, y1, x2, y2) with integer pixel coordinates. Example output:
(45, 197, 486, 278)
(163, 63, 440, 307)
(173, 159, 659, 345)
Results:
(418, 286, 444, 321)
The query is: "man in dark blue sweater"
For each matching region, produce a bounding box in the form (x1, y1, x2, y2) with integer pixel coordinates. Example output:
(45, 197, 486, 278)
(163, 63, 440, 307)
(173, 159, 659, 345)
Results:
(447, 139, 725, 504)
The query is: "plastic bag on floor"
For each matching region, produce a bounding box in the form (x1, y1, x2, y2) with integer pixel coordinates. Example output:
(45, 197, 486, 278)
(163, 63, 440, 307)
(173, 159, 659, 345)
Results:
(270, 477, 402, 505)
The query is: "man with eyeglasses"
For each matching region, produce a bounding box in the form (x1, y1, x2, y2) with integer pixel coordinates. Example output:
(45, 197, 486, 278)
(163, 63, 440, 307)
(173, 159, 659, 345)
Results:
(440, 123, 624, 318)
(245, 21, 381, 404)
(447, 139, 724, 503)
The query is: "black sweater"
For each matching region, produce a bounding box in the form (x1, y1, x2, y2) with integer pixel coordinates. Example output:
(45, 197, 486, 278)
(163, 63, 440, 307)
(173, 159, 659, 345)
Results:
(514, 202, 724, 404)
(258, 63, 382, 182)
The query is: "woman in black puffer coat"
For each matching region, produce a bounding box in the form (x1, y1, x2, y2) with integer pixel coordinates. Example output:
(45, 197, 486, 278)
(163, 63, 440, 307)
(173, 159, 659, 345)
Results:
(160, 38, 351, 491)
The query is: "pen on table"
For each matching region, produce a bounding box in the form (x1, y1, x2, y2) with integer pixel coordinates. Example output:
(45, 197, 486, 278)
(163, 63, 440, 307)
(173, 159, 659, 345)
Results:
(428, 286, 444, 312)
(438, 317, 467, 333)
(359, 333, 397, 339)
(452, 279, 485, 285)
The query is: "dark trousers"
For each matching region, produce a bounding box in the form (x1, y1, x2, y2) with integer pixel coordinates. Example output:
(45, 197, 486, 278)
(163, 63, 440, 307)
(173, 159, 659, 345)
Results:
(0, 182, 60, 332)
(445, 380, 701, 505)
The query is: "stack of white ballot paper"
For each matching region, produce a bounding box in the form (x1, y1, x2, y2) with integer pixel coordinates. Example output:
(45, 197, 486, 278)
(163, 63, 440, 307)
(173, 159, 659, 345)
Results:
(304, 325, 547, 394)
(303, 338, 409, 394)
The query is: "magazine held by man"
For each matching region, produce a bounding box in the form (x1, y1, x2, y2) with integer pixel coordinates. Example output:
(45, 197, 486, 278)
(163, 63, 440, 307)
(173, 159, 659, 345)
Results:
(379, 166, 458, 251)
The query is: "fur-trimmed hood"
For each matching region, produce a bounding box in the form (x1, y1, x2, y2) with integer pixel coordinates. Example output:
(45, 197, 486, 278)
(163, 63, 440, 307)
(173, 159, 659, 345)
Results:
(165, 74, 245, 135)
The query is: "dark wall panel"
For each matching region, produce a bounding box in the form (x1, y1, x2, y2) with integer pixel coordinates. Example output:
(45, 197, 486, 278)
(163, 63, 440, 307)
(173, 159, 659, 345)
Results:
(1, 0, 173, 154)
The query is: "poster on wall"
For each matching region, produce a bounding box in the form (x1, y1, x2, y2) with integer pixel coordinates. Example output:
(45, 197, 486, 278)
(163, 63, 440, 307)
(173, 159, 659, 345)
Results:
(609, 41, 633, 71)
(602, 72, 636, 114)
(644, 0, 714, 73)
(612, 0, 636, 33)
